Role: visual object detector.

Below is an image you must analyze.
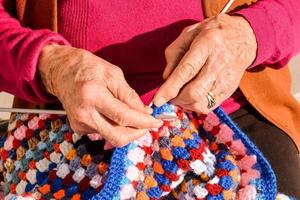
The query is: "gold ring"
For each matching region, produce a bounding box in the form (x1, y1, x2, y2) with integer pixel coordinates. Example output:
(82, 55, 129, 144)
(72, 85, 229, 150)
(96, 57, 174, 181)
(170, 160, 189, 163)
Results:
(207, 92, 216, 109)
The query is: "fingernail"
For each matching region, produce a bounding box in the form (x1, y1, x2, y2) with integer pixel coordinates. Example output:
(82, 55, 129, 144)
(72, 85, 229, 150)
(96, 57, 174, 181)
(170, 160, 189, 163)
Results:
(145, 107, 153, 114)
(153, 120, 163, 127)
(154, 97, 166, 107)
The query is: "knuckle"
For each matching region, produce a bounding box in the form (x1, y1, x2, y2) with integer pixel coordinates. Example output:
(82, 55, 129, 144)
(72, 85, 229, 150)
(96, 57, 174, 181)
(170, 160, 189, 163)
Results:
(182, 26, 190, 33)
(166, 84, 180, 99)
(111, 135, 127, 147)
(186, 87, 201, 101)
(113, 109, 130, 126)
(165, 46, 173, 57)
(207, 29, 222, 41)
(125, 88, 138, 100)
(179, 62, 198, 81)
(111, 66, 124, 76)
(105, 66, 124, 81)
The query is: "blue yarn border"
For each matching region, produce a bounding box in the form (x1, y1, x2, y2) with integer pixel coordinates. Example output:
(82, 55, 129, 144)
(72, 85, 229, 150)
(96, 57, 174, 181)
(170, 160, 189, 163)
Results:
(90, 145, 129, 200)
(214, 107, 277, 199)
(92, 107, 277, 199)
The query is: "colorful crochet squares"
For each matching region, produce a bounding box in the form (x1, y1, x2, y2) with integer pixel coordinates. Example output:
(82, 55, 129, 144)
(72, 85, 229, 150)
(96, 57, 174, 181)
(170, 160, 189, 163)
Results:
(0, 103, 292, 199)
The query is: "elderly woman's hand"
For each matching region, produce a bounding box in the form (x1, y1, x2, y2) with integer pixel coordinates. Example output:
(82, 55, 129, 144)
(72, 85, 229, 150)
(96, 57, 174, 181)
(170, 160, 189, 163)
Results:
(38, 44, 163, 147)
(153, 14, 257, 113)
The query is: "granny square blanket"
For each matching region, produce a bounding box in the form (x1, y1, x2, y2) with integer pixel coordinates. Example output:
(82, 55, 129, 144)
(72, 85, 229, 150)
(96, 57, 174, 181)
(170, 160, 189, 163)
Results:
(0, 103, 294, 200)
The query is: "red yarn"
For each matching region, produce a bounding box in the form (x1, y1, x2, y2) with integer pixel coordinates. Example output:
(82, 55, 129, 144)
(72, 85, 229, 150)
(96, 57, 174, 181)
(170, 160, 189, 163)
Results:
(15, 120, 23, 129)
(211, 126, 220, 136)
(160, 185, 171, 192)
(151, 131, 160, 140)
(136, 162, 146, 170)
(142, 146, 153, 155)
(49, 115, 59, 120)
(48, 170, 57, 181)
(78, 177, 90, 192)
(176, 159, 190, 171)
(25, 129, 34, 139)
(209, 142, 218, 152)
(12, 139, 21, 149)
(44, 151, 50, 160)
(163, 121, 170, 127)
(62, 173, 74, 186)
(189, 148, 204, 160)
(38, 120, 45, 130)
(165, 172, 179, 181)
(205, 183, 222, 195)
(1, 149, 8, 161)
(131, 181, 138, 188)
(215, 169, 229, 177)
(64, 132, 73, 142)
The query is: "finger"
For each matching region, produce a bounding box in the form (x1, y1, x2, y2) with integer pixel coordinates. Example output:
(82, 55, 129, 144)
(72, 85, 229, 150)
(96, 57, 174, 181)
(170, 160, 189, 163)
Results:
(110, 126, 148, 147)
(171, 61, 216, 106)
(90, 111, 147, 147)
(207, 73, 239, 111)
(163, 23, 201, 79)
(107, 69, 152, 114)
(88, 133, 103, 141)
(179, 102, 210, 114)
(153, 44, 209, 107)
(97, 93, 163, 129)
(118, 80, 153, 114)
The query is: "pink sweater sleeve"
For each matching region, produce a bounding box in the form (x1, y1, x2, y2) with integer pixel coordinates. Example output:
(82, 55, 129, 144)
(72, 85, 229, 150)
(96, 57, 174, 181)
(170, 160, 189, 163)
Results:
(0, 2, 70, 103)
(234, 0, 300, 68)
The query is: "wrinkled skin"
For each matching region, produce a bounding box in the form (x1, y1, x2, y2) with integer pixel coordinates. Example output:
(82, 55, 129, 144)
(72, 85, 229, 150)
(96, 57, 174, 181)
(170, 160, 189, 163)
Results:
(38, 45, 163, 147)
(38, 14, 256, 147)
(153, 14, 257, 113)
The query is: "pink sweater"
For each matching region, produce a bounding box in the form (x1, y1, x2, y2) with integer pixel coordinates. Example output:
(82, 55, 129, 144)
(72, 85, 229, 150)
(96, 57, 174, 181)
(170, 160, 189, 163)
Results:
(0, 0, 300, 113)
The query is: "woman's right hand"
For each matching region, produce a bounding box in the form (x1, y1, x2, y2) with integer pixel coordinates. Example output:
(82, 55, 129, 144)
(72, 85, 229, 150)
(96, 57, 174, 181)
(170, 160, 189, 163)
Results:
(38, 44, 163, 147)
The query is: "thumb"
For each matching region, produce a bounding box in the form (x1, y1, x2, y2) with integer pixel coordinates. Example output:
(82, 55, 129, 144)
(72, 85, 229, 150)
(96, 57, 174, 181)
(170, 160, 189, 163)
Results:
(163, 23, 201, 79)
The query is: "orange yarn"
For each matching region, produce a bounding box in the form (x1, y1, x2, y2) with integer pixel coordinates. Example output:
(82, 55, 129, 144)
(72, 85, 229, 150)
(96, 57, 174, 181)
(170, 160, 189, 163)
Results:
(98, 161, 109, 174)
(136, 191, 150, 200)
(153, 161, 164, 174)
(38, 184, 50, 194)
(53, 189, 65, 199)
(200, 173, 210, 182)
(81, 154, 92, 167)
(171, 136, 185, 147)
(192, 178, 200, 185)
(183, 129, 192, 139)
(180, 180, 187, 192)
(71, 194, 81, 200)
(160, 148, 173, 160)
(144, 175, 157, 189)
(223, 189, 234, 200)
(66, 149, 76, 160)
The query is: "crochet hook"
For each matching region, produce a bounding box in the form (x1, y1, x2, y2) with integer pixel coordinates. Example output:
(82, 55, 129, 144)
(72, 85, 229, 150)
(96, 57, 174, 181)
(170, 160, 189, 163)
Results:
(0, 1, 235, 117)
(221, 0, 235, 13)
(0, 107, 66, 115)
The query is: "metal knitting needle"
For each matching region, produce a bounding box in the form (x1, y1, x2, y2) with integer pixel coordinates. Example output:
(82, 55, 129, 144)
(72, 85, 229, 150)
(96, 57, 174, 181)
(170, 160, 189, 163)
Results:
(0, 107, 66, 115)
(221, 0, 235, 13)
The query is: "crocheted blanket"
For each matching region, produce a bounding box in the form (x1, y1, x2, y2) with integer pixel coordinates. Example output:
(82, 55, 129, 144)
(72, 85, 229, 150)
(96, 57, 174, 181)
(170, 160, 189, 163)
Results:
(0, 103, 294, 200)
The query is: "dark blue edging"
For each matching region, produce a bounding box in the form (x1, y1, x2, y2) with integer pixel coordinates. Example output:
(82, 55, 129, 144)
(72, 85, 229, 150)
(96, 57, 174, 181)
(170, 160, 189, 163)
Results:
(91, 145, 129, 200)
(92, 107, 277, 199)
(214, 107, 277, 200)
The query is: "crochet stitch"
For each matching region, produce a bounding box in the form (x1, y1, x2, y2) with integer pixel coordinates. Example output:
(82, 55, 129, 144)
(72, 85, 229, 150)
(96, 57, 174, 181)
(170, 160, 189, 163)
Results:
(0, 103, 294, 200)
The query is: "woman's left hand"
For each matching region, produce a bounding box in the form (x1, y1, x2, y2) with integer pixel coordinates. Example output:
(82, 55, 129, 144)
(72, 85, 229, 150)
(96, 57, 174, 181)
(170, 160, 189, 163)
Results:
(153, 14, 257, 113)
